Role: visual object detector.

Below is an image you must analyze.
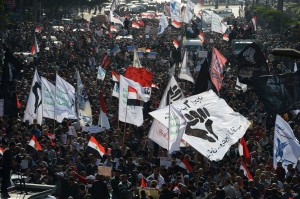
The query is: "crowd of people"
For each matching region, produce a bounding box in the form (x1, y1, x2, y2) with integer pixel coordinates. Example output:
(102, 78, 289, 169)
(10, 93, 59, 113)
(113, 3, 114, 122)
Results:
(0, 2, 300, 199)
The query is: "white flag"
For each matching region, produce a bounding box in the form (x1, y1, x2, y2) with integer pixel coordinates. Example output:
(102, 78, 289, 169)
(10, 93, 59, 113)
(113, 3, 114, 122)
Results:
(235, 77, 247, 92)
(112, 82, 119, 98)
(211, 12, 224, 34)
(55, 74, 77, 123)
(23, 70, 42, 124)
(77, 71, 92, 126)
(150, 90, 250, 161)
(170, 0, 181, 22)
(178, 51, 195, 83)
(273, 115, 300, 171)
(168, 105, 186, 154)
(118, 75, 150, 126)
(110, 10, 124, 26)
(294, 62, 298, 72)
(133, 50, 142, 68)
(183, 0, 195, 24)
(148, 76, 185, 149)
(99, 92, 110, 131)
(158, 13, 169, 35)
(41, 77, 55, 120)
(97, 66, 106, 80)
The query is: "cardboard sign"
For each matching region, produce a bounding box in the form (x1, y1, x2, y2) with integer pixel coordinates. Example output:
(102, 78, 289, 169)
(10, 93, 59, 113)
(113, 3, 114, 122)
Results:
(198, 51, 208, 58)
(160, 157, 172, 168)
(98, 166, 112, 177)
(138, 188, 159, 199)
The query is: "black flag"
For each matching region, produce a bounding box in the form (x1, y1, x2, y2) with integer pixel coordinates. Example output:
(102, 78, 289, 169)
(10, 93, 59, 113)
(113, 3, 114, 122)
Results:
(236, 43, 269, 84)
(193, 59, 210, 95)
(252, 70, 300, 114)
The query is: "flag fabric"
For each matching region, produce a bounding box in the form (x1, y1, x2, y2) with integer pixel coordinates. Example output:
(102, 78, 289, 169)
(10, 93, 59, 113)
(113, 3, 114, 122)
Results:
(183, 0, 195, 24)
(240, 161, 253, 180)
(112, 71, 120, 82)
(179, 156, 193, 172)
(210, 47, 227, 92)
(239, 137, 251, 166)
(223, 33, 229, 41)
(235, 77, 247, 92)
(141, 177, 147, 188)
(170, 0, 181, 22)
(23, 70, 42, 124)
(132, 22, 141, 29)
(28, 135, 42, 151)
(97, 66, 106, 81)
(46, 132, 55, 140)
(110, 0, 120, 12)
(125, 67, 153, 87)
(148, 76, 185, 149)
(252, 71, 300, 114)
(171, 20, 182, 28)
(118, 75, 150, 126)
(146, 48, 151, 53)
(31, 45, 36, 55)
(35, 26, 41, 33)
(211, 12, 224, 34)
(98, 91, 110, 130)
(149, 90, 250, 161)
(99, 54, 110, 69)
(112, 82, 119, 98)
(41, 77, 55, 120)
(138, 20, 145, 27)
(199, 32, 204, 44)
(147, 52, 157, 59)
(252, 16, 257, 31)
(167, 105, 186, 154)
(274, 115, 300, 171)
(110, 25, 118, 32)
(88, 136, 105, 157)
(32, 34, 40, 57)
(193, 59, 210, 95)
(151, 83, 159, 89)
(127, 46, 136, 52)
(77, 71, 93, 126)
(133, 50, 142, 68)
(173, 39, 179, 49)
(55, 74, 77, 123)
(0, 147, 4, 156)
(111, 45, 121, 56)
(158, 13, 169, 35)
(178, 51, 195, 83)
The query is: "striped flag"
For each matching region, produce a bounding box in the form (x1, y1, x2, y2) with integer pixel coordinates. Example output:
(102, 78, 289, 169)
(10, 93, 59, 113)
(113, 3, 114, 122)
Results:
(138, 20, 145, 27)
(223, 33, 229, 41)
(238, 137, 251, 166)
(88, 136, 105, 157)
(98, 91, 110, 130)
(35, 26, 41, 33)
(210, 47, 227, 92)
(146, 48, 151, 53)
(29, 135, 42, 151)
(0, 147, 4, 156)
(173, 39, 179, 48)
(179, 156, 193, 172)
(199, 32, 204, 44)
(240, 161, 253, 180)
(151, 83, 159, 89)
(112, 71, 120, 82)
(252, 16, 257, 31)
(110, 25, 118, 32)
(171, 20, 181, 28)
(132, 22, 141, 29)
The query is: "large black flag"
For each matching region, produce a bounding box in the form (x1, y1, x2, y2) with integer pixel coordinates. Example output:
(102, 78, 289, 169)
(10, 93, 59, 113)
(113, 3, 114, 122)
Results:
(193, 59, 210, 94)
(252, 70, 300, 114)
(237, 43, 269, 84)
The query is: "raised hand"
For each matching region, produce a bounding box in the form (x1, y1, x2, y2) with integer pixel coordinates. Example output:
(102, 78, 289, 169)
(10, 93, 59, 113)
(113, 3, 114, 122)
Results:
(184, 107, 218, 142)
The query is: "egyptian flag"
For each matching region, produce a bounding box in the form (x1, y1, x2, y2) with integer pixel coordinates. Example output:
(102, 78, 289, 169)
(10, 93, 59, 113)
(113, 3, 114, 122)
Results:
(16, 94, 21, 108)
(110, 25, 118, 32)
(223, 33, 229, 41)
(98, 91, 110, 130)
(179, 156, 193, 172)
(252, 16, 257, 31)
(87, 136, 105, 157)
(199, 32, 204, 44)
(132, 22, 141, 29)
(46, 132, 56, 146)
(35, 26, 41, 33)
(151, 83, 159, 89)
(141, 176, 147, 188)
(28, 135, 42, 151)
(138, 20, 145, 27)
(171, 20, 181, 28)
(112, 71, 120, 82)
(0, 147, 4, 156)
(240, 161, 253, 180)
(173, 39, 179, 49)
(238, 137, 251, 166)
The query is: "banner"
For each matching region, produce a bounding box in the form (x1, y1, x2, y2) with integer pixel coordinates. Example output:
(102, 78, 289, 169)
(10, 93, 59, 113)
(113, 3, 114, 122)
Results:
(211, 13, 224, 34)
(158, 13, 169, 35)
(99, 91, 110, 130)
(178, 51, 195, 83)
(274, 115, 300, 171)
(170, 0, 181, 22)
(149, 90, 250, 161)
(252, 71, 300, 114)
(119, 76, 150, 126)
(183, 0, 195, 24)
(23, 70, 42, 124)
(77, 71, 92, 126)
(55, 74, 77, 123)
(41, 77, 55, 119)
(210, 48, 227, 92)
(148, 76, 185, 149)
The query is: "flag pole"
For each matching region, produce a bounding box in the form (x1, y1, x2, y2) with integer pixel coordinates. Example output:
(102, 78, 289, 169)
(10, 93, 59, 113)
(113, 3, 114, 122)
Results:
(122, 91, 129, 155)
(167, 88, 171, 153)
(53, 73, 57, 134)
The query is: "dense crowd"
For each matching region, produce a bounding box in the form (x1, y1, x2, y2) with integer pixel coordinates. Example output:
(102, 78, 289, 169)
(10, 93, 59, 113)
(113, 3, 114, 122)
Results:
(1, 3, 300, 199)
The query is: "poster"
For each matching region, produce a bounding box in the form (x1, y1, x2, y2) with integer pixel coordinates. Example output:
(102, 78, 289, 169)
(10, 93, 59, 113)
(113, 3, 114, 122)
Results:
(98, 166, 112, 177)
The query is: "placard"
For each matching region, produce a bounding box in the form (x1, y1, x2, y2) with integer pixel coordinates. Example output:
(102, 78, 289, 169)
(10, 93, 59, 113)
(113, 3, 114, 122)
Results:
(160, 157, 172, 168)
(138, 188, 159, 199)
(198, 51, 208, 58)
(98, 166, 112, 177)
